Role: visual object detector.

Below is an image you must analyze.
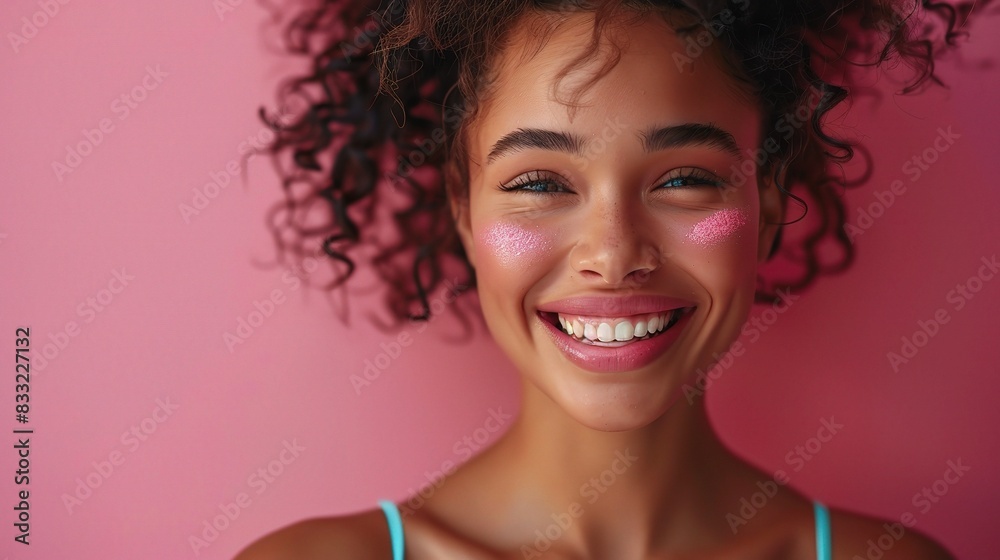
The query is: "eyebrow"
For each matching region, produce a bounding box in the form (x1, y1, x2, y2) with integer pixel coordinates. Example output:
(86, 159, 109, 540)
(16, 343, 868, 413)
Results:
(485, 122, 742, 165)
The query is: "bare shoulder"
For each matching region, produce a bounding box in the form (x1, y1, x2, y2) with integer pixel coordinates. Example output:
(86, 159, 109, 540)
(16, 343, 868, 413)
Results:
(232, 507, 392, 560)
(826, 506, 955, 560)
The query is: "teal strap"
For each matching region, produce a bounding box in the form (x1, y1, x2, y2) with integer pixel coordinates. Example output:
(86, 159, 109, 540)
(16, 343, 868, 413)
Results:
(379, 500, 405, 560)
(379, 497, 825, 560)
(813, 500, 832, 560)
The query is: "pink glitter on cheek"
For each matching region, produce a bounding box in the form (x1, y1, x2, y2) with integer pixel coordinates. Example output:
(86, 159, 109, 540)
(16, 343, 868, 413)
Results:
(477, 220, 553, 269)
(686, 208, 750, 246)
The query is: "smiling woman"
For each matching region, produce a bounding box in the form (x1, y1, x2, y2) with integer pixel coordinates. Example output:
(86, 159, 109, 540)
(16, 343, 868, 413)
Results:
(235, 1, 988, 559)
(461, 12, 773, 429)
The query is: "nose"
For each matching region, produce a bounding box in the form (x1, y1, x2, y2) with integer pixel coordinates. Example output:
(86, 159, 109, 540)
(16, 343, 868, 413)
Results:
(570, 194, 662, 287)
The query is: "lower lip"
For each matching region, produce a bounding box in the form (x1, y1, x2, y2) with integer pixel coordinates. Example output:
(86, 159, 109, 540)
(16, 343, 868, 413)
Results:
(537, 310, 694, 374)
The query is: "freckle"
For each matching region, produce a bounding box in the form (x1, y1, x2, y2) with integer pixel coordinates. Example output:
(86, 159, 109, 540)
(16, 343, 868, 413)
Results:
(478, 220, 553, 269)
(686, 208, 749, 246)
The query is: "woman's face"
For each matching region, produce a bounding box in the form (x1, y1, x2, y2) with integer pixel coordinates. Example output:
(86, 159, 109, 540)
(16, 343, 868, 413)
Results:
(453, 10, 782, 430)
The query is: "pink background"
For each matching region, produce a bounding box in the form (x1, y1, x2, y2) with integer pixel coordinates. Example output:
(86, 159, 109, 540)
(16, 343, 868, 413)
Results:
(1, 1, 998, 558)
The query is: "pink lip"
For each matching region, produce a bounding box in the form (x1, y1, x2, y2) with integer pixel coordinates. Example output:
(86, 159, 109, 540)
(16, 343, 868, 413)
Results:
(537, 294, 696, 318)
(536, 308, 695, 373)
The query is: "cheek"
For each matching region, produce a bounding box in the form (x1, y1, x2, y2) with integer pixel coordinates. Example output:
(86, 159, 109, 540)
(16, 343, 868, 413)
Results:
(680, 207, 759, 293)
(475, 219, 555, 271)
(684, 208, 751, 247)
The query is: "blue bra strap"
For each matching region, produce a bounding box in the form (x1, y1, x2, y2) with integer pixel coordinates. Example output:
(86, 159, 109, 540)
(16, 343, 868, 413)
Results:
(378, 500, 405, 560)
(813, 500, 832, 560)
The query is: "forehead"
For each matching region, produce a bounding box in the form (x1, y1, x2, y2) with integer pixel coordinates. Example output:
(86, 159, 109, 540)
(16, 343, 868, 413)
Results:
(469, 9, 761, 168)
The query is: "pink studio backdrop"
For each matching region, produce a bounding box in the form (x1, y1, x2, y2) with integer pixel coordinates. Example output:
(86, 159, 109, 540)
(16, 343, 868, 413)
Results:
(1, 2, 998, 559)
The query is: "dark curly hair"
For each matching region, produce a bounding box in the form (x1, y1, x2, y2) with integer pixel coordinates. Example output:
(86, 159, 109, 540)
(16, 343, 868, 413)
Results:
(253, 0, 987, 327)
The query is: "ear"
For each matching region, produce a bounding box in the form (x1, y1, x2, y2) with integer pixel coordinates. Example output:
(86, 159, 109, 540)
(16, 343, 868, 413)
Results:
(756, 164, 786, 263)
(447, 164, 476, 269)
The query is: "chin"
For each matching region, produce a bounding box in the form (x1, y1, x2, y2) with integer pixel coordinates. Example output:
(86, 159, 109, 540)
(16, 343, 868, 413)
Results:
(555, 381, 684, 432)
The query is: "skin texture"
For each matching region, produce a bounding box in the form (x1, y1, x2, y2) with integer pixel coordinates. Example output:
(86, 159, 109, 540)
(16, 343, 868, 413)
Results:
(234, 9, 956, 560)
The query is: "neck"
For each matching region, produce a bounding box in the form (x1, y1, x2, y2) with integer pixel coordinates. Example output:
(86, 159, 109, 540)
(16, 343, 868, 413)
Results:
(486, 381, 747, 558)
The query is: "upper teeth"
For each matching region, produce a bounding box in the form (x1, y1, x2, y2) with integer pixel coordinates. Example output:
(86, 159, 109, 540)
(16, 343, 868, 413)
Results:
(555, 309, 688, 342)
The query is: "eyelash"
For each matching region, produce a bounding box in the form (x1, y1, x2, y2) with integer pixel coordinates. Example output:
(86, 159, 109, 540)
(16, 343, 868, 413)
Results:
(497, 168, 724, 195)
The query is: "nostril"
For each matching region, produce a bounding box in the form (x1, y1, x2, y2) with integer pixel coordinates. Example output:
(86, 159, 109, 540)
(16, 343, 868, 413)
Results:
(574, 270, 604, 282)
(572, 263, 656, 287)
(627, 269, 652, 284)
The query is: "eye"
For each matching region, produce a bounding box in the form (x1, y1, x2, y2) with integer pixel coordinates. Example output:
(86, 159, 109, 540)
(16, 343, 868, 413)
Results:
(497, 170, 572, 196)
(657, 167, 724, 190)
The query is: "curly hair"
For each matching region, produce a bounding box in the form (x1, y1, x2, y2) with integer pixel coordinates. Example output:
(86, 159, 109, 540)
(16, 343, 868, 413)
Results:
(253, 0, 987, 327)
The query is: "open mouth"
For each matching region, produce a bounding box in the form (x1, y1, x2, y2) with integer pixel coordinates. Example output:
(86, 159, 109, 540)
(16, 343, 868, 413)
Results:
(537, 306, 696, 348)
